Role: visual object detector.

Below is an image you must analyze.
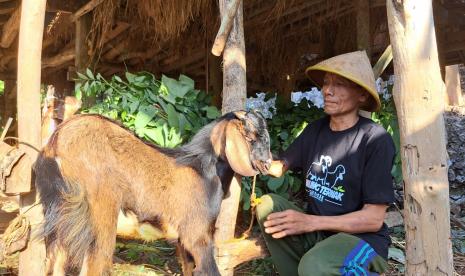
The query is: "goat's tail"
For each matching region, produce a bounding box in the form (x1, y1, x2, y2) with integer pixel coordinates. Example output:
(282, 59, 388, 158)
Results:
(35, 153, 95, 269)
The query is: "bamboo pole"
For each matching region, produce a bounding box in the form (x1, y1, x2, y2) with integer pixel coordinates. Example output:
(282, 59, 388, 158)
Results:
(386, 0, 453, 275)
(214, 0, 246, 275)
(16, 0, 47, 275)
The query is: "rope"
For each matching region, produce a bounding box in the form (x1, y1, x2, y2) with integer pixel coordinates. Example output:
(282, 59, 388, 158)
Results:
(2, 215, 29, 257)
(2, 137, 41, 153)
(1, 202, 41, 257)
(240, 175, 261, 239)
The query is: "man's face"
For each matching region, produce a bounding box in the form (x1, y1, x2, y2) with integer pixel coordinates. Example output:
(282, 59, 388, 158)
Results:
(321, 73, 367, 116)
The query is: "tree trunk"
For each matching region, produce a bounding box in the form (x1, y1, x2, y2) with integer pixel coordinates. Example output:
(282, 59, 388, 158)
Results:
(214, 1, 246, 275)
(16, 0, 47, 275)
(386, 1, 454, 275)
(445, 65, 462, 106)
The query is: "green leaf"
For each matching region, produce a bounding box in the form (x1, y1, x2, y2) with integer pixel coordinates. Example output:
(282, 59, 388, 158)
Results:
(114, 75, 123, 83)
(86, 68, 95, 80)
(162, 74, 191, 98)
(165, 103, 179, 129)
(202, 106, 221, 119)
(135, 105, 157, 129)
(144, 127, 165, 146)
(76, 72, 88, 80)
(74, 83, 82, 100)
(179, 74, 195, 89)
(267, 177, 285, 192)
(129, 100, 140, 114)
(125, 72, 136, 83)
(279, 131, 289, 140)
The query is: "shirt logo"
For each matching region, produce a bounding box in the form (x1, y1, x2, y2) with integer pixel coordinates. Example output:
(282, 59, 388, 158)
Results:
(306, 155, 346, 206)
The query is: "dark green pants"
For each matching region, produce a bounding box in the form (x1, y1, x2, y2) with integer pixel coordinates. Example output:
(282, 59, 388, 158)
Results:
(256, 194, 388, 276)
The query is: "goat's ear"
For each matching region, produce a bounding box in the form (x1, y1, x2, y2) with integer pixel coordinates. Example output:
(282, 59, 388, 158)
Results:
(232, 110, 247, 120)
(224, 120, 258, 177)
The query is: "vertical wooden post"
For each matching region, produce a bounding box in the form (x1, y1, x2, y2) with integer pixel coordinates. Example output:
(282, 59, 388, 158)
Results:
(445, 65, 463, 106)
(356, 0, 372, 119)
(75, 12, 93, 106)
(1, 80, 17, 141)
(16, 0, 47, 275)
(214, 0, 246, 275)
(356, 0, 371, 58)
(387, 1, 454, 275)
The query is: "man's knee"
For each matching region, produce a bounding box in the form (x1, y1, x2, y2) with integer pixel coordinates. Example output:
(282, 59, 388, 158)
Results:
(297, 251, 326, 276)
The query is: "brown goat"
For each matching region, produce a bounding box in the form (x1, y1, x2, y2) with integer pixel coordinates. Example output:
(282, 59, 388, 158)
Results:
(35, 110, 271, 275)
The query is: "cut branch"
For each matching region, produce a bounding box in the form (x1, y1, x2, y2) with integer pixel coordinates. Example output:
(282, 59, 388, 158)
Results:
(0, 6, 20, 48)
(211, 0, 241, 56)
(216, 236, 269, 271)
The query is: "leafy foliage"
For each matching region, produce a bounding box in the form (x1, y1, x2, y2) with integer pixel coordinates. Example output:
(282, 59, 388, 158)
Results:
(371, 86, 402, 185)
(75, 70, 220, 148)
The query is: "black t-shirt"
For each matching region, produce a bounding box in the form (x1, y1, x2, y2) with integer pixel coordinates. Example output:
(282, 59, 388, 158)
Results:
(281, 116, 395, 259)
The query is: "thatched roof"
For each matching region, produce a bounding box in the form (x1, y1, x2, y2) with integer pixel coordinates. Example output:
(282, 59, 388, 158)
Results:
(0, 0, 464, 96)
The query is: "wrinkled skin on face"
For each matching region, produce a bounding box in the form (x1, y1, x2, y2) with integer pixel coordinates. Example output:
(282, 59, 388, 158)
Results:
(322, 73, 368, 117)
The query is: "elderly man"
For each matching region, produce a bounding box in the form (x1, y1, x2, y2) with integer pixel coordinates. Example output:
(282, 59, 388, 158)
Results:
(257, 51, 395, 275)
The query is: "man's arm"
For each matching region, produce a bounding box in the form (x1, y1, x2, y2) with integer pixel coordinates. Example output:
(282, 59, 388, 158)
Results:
(263, 204, 388, 239)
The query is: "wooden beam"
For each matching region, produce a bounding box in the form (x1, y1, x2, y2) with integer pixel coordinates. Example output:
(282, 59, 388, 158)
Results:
(16, 0, 47, 275)
(162, 50, 205, 73)
(372, 45, 392, 79)
(0, 1, 16, 15)
(443, 40, 465, 53)
(356, 0, 371, 58)
(102, 22, 130, 44)
(46, 0, 87, 13)
(214, 0, 247, 275)
(445, 64, 463, 106)
(386, 0, 453, 275)
(0, 6, 20, 48)
(42, 46, 75, 69)
(0, 51, 16, 71)
(211, 0, 241, 56)
(71, 0, 105, 23)
(103, 37, 129, 61)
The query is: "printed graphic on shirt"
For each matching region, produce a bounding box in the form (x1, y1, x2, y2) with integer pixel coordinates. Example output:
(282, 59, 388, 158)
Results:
(306, 155, 346, 206)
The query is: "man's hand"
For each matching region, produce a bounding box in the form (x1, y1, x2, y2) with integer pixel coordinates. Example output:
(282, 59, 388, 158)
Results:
(263, 209, 319, 239)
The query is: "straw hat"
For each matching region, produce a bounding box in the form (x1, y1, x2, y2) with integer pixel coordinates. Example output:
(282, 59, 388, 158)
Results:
(305, 50, 380, 112)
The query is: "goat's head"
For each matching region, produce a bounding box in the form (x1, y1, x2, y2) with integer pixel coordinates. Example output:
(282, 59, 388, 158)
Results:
(222, 110, 272, 176)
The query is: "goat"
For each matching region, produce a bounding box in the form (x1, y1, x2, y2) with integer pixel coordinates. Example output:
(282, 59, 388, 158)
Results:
(35, 110, 272, 275)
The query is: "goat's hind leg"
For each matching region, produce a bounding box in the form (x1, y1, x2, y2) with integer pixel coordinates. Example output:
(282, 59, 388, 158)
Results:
(79, 204, 119, 275)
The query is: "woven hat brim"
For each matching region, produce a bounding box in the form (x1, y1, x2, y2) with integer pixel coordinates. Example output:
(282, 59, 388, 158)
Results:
(305, 65, 381, 112)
